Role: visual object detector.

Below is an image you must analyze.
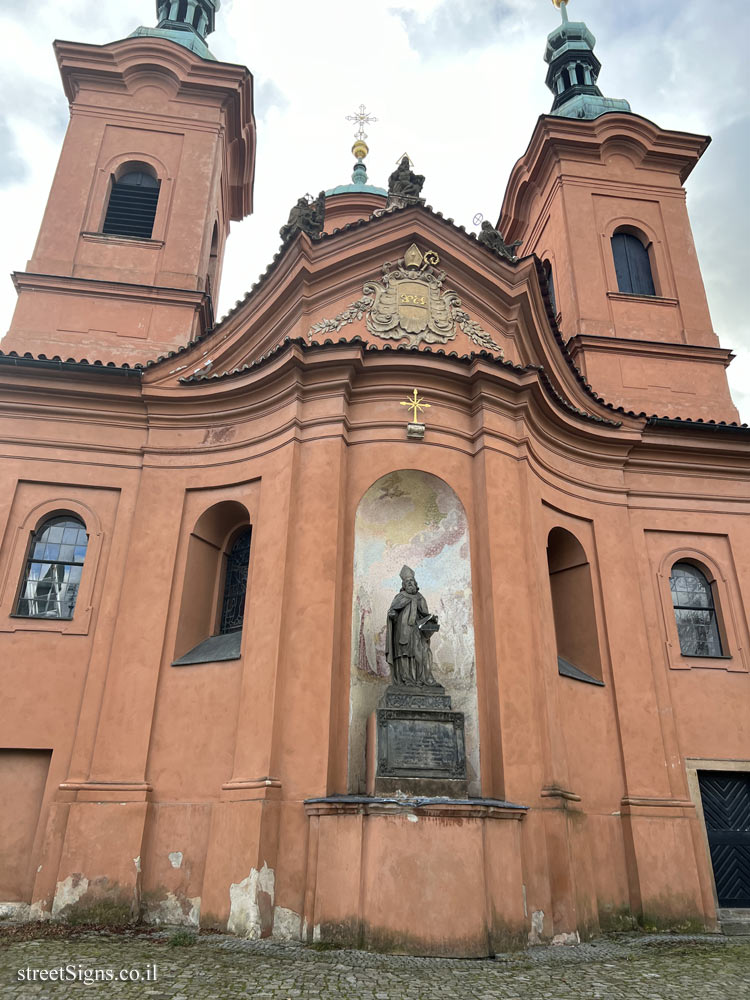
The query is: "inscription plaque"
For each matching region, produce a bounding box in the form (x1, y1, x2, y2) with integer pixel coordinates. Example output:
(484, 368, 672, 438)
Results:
(387, 718, 457, 771)
(376, 705, 466, 781)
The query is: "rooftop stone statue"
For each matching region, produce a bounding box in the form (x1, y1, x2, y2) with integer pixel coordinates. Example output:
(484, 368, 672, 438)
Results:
(279, 191, 326, 242)
(477, 220, 523, 261)
(387, 157, 425, 202)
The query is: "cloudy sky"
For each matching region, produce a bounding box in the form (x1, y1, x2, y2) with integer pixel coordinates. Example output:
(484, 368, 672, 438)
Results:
(0, 0, 747, 418)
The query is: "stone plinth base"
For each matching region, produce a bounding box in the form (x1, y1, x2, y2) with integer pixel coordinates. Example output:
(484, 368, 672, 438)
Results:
(303, 796, 527, 956)
(366, 685, 467, 799)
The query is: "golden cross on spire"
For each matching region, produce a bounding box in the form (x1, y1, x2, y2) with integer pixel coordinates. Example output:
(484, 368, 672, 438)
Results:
(346, 104, 378, 142)
(400, 389, 431, 424)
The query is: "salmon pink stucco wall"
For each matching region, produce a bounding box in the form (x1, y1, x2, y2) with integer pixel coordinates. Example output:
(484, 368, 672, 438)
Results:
(348, 470, 480, 796)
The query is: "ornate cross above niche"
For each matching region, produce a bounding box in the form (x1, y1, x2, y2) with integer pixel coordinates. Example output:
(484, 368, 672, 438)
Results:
(307, 244, 504, 355)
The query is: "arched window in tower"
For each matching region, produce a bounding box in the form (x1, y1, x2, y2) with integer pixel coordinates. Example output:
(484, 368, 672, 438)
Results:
(575, 65, 586, 85)
(561, 68, 572, 90)
(219, 529, 252, 634)
(207, 223, 220, 301)
(547, 527, 603, 684)
(543, 259, 557, 315)
(611, 230, 656, 296)
(15, 515, 88, 619)
(102, 168, 161, 240)
(669, 562, 724, 657)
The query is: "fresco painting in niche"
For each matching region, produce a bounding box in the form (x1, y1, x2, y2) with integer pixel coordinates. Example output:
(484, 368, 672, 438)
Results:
(349, 470, 480, 795)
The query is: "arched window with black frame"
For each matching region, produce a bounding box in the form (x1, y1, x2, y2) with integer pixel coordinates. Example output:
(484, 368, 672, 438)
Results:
(219, 528, 252, 634)
(15, 515, 89, 619)
(611, 230, 656, 296)
(102, 167, 161, 240)
(669, 562, 724, 657)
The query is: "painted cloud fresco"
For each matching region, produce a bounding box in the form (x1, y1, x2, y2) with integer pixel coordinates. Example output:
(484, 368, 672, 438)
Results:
(349, 470, 480, 796)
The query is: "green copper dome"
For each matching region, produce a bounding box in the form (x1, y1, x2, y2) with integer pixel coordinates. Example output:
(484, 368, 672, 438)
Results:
(129, 0, 220, 61)
(544, 4, 630, 120)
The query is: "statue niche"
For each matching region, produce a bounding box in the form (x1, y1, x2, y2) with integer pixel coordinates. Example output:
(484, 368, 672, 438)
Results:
(368, 563, 468, 798)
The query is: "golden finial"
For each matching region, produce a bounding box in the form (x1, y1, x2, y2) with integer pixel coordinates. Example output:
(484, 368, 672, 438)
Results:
(352, 139, 369, 161)
(400, 389, 431, 424)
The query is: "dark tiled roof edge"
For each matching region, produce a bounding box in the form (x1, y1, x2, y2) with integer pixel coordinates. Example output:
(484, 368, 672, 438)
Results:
(646, 415, 750, 437)
(0, 350, 143, 377)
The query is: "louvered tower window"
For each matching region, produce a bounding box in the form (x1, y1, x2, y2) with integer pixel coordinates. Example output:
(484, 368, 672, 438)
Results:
(543, 259, 557, 315)
(611, 231, 656, 296)
(102, 170, 161, 240)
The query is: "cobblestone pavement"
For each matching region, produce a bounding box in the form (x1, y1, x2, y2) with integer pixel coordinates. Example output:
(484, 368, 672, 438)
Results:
(1, 928, 749, 999)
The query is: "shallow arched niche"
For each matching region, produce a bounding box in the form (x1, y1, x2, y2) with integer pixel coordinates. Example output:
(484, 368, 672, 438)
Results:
(349, 470, 480, 795)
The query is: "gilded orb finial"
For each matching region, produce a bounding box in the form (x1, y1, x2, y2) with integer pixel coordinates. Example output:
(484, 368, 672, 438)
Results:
(352, 139, 369, 162)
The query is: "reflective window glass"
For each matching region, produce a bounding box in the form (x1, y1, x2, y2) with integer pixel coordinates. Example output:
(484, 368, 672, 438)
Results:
(669, 562, 723, 657)
(16, 516, 88, 619)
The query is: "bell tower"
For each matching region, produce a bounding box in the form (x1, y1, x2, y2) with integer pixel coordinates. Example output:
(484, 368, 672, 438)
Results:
(499, 0, 739, 423)
(1, 0, 255, 363)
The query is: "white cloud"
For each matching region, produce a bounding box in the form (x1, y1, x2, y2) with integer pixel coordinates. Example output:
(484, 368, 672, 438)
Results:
(0, 0, 747, 420)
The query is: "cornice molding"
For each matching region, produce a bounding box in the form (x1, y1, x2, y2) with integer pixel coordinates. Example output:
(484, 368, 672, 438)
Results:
(567, 334, 734, 368)
(499, 112, 710, 240)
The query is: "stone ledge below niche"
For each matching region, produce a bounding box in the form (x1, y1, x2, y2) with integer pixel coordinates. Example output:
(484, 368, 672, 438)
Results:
(304, 795, 527, 820)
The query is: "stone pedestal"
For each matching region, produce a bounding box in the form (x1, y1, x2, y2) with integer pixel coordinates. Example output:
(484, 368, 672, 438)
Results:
(366, 685, 467, 798)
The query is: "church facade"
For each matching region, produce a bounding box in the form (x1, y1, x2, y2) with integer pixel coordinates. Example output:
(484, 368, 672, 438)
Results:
(1, 0, 749, 956)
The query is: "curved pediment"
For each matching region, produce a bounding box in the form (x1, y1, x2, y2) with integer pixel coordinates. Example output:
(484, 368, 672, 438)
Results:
(142, 203, 622, 427)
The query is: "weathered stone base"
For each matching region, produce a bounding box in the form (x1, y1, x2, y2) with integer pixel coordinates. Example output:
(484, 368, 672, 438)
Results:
(303, 796, 527, 956)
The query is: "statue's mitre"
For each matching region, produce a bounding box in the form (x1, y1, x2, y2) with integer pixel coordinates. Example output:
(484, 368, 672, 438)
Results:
(399, 565, 416, 581)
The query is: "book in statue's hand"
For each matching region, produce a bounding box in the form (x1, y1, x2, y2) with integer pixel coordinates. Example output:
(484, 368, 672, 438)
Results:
(418, 614, 440, 634)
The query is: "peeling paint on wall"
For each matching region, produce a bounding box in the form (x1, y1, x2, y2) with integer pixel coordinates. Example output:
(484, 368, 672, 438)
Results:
(227, 863, 275, 939)
(168, 852, 184, 869)
(52, 874, 90, 917)
(143, 892, 200, 927)
(528, 909, 545, 945)
(29, 900, 49, 921)
(552, 930, 581, 946)
(0, 902, 30, 921)
(272, 905, 302, 941)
